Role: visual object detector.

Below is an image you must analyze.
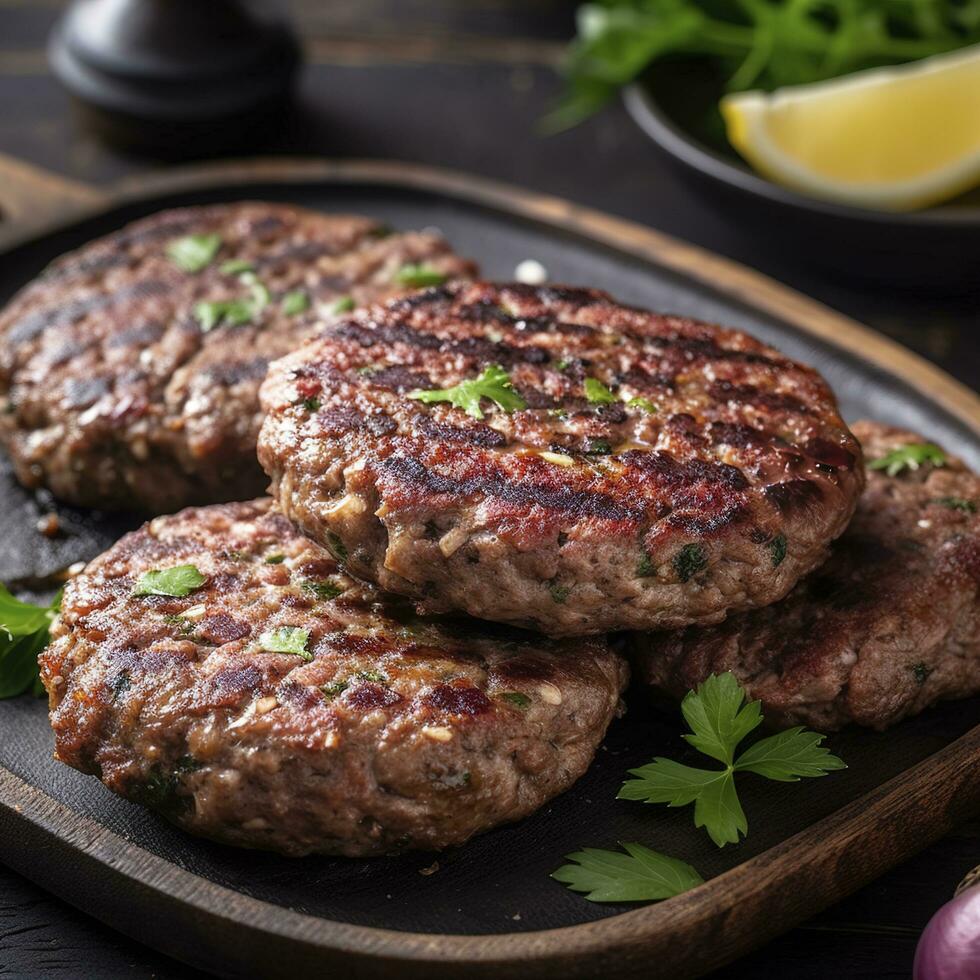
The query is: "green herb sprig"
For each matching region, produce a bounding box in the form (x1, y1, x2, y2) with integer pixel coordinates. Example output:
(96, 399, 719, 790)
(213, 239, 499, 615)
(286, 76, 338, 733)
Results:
(548, 0, 980, 132)
(167, 234, 221, 273)
(409, 364, 527, 420)
(0, 585, 60, 699)
(394, 263, 448, 288)
(618, 672, 845, 846)
(553, 843, 704, 902)
(133, 565, 206, 598)
(869, 443, 946, 477)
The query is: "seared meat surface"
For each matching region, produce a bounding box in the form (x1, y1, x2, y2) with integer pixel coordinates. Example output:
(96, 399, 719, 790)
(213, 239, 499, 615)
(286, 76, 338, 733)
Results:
(0, 203, 476, 513)
(631, 421, 980, 731)
(40, 499, 626, 856)
(258, 281, 863, 636)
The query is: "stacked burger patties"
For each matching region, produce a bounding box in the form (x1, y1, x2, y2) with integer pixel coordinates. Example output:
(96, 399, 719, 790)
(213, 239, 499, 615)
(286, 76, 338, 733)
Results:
(18, 206, 977, 857)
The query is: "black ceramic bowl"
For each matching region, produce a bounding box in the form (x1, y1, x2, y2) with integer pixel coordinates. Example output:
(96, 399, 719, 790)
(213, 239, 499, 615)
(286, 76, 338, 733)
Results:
(624, 65, 980, 293)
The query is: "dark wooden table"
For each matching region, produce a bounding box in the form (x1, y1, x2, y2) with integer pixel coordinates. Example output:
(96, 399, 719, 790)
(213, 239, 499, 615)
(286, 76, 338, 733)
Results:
(0, 2, 976, 978)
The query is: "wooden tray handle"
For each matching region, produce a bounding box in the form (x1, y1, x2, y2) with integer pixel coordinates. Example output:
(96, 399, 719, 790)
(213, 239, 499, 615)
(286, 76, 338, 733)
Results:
(0, 154, 109, 251)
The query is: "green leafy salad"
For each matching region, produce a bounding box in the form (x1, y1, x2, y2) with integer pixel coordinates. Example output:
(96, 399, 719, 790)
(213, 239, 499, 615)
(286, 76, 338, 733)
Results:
(549, 0, 980, 130)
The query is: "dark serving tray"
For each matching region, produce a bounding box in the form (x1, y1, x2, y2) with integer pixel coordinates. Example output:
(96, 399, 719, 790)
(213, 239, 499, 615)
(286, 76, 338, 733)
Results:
(0, 159, 978, 980)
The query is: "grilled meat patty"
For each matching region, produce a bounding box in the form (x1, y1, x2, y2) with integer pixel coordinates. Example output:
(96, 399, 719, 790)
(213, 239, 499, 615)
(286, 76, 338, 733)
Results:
(631, 421, 980, 731)
(0, 203, 476, 514)
(40, 499, 626, 856)
(258, 281, 863, 636)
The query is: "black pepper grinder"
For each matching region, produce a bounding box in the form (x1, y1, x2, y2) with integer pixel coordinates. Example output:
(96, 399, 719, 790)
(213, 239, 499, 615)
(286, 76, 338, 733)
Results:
(49, 0, 301, 155)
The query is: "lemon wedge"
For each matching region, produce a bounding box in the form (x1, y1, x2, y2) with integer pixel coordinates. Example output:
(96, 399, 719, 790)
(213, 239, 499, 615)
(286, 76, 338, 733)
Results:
(721, 45, 980, 211)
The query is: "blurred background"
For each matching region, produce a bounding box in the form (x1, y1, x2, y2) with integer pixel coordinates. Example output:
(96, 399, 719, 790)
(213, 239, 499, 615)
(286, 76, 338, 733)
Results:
(0, 0, 977, 390)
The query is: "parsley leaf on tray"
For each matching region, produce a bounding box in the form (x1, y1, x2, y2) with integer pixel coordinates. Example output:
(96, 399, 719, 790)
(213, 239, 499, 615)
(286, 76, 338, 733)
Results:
(0, 584, 61, 699)
(409, 364, 527, 420)
(618, 672, 845, 846)
(553, 843, 703, 903)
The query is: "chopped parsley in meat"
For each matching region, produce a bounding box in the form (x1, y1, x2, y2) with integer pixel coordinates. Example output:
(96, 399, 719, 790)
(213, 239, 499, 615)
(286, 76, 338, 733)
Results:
(394, 263, 448, 287)
(327, 296, 356, 315)
(583, 378, 616, 405)
(259, 626, 311, 659)
(167, 234, 221, 273)
(769, 535, 787, 567)
(133, 564, 206, 597)
(282, 290, 311, 316)
(673, 544, 708, 583)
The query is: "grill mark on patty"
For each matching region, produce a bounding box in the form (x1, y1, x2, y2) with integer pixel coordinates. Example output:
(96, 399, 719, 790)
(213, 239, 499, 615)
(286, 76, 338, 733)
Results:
(40, 216, 199, 282)
(365, 366, 432, 392)
(333, 319, 445, 351)
(710, 380, 811, 414)
(411, 414, 508, 449)
(203, 357, 270, 386)
(62, 376, 111, 409)
(764, 479, 825, 512)
(377, 454, 643, 523)
(107, 321, 166, 348)
(8, 279, 170, 344)
(619, 450, 750, 491)
(424, 683, 492, 716)
(346, 681, 403, 710)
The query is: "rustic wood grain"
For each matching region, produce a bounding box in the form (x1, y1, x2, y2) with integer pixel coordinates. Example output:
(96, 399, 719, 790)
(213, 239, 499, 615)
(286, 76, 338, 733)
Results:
(0, 152, 107, 247)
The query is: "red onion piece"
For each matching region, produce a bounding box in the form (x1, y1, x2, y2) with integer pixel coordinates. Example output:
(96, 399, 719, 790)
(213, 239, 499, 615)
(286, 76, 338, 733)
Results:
(914, 867, 980, 980)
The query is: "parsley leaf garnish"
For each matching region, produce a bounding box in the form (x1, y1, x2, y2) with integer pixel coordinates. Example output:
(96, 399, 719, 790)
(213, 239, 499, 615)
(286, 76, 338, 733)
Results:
(193, 277, 270, 332)
(282, 290, 310, 316)
(301, 580, 345, 601)
(167, 234, 221, 273)
(0, 584, 61, 699)
(552, 843, 703, 903)
(673, 543, 707, 582)
(583, 377, 616, 404)
(394, 263, 448, 288)
(259, 626, 311, 659)
(618, 673, 845, 846)
(545, 0, 979, 133)
(769, 534, 787, 567)
(409, 364, 527, 420)
(219, 259, 254, 276)
(328, 295, 356, 315)
(549, 582, 571, 604)
(869, 443, 946, 477)
(627, 396, 657, 413)
(133, 565, 206, 598)
(500, 691, 531, 708)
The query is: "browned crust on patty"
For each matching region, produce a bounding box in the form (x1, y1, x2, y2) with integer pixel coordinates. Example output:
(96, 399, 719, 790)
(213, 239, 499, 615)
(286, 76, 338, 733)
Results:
(258, 282, 864, 635)
(0, 203, 476, 513)
(40, 499, 626, 856)
(631, 421, 980, 731)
